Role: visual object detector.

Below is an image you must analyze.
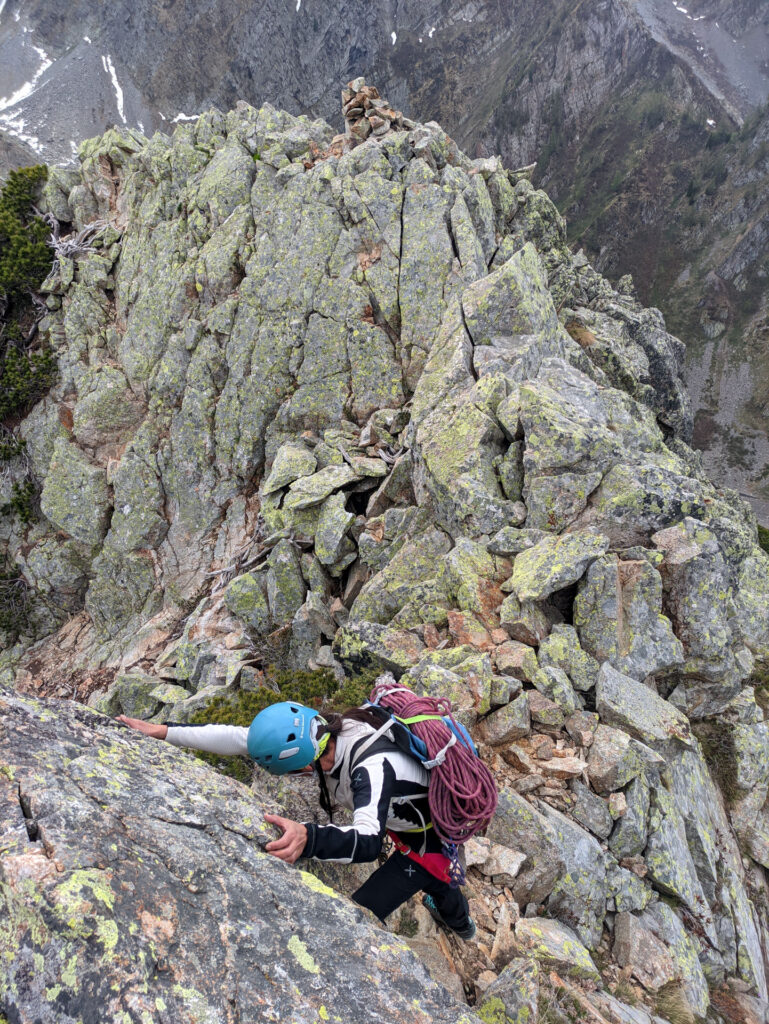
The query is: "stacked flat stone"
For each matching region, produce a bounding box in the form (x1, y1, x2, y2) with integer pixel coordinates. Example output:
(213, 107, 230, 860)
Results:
(340, 76, 414, 147)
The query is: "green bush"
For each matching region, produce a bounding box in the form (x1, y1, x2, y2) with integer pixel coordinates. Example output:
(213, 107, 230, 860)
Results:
(0, 433, 25, 461)
(0, 478, 37, 524)
(0, 165, 56, 424)
(0, 166, 50, 303)
(0, 344, 56, 421)
(757, 523, 769, 554)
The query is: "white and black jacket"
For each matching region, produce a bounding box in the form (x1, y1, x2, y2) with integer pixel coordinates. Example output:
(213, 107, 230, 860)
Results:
(166, 719, 434, 864)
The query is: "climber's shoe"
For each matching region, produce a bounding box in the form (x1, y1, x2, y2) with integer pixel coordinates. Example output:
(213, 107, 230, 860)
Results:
(422, 894, 476, 941)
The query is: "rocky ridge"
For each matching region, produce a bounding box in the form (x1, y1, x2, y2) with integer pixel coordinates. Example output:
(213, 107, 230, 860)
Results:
(2, 82, 769, 1022)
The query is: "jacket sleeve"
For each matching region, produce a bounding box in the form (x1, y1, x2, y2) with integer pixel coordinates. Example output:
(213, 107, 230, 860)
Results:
(302, 758, 395, 863)
(165, 723, 250, 756)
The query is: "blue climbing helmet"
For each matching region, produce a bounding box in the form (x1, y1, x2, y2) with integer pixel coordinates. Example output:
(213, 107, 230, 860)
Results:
(247, 701, 329, 775)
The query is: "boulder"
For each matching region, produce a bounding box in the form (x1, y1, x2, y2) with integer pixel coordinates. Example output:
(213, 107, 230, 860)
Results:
(40, 438, 112, 546)
(485, 787, 564, 905)
(477, 959, 539, 1024)
(587, 725, 647, 795)
(262, 440, 317, 494)
(537, 802, 607, 949)
(510, 532, 609, 602)
(637, 901, 710, 1016)
(569, 779, 613, 840)
(266, 539, 307, 625)
(652, 518, 749, 715)
(224, 572, 272, 635)
(531, 666, 579, 715)
(574, 554, 684, 681)
(595, 663, 692, 756)
(537, 624, 599, 692)
(613, 912, 676, 992)
(481, 693, 531, 745)
(609, 774, 651, 859)
(332, 621, 424, 678)
(513, 918, 600, 981)
(0, 692, 480, 1024)
(283, 465, 359, 510)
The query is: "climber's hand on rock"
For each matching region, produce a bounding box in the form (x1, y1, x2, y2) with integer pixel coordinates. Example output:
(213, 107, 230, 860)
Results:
(264, 814, 307, 863)
(117, 716, 168, 740)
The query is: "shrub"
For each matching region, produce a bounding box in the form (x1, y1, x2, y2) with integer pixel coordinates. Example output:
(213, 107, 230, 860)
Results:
(0, 563, 31, 643)
(0, 478, 38, 524)
(0, 345, 56, 421)
(0, 166, 50, 304)
(0, 165, 56, 424)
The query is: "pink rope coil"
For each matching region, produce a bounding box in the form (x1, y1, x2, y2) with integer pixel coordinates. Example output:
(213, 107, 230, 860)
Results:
(369, 677, 498, 847)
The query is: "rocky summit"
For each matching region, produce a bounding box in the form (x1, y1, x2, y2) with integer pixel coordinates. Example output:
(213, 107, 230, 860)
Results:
(2, 82, 769, 1023)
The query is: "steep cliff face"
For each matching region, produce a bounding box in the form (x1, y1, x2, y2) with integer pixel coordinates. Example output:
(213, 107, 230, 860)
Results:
(2, 87, 769, 1022)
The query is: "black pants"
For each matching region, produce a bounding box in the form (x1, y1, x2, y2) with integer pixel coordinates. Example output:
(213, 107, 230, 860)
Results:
(351, 851, 471, 930)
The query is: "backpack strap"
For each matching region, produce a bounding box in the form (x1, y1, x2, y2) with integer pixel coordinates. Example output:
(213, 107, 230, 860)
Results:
(421, 730, 456, 770)
(348, 719, 398, 772)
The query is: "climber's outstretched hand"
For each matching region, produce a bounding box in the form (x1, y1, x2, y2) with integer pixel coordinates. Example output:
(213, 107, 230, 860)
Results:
(264, 813, 307, 863)
(117, 716, 168, 740)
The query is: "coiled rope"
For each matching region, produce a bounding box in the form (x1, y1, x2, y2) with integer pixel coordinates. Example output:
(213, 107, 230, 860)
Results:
(369, 676, 498, 865)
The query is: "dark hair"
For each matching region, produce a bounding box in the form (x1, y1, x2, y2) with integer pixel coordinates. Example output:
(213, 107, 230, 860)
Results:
(321, 707, 384, 737)
(314, 707, 383, 821)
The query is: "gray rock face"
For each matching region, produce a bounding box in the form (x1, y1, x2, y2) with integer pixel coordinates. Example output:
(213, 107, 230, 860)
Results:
(0, 692, 481, 1024)
(537, 802, 607, 949)
(574, 554, 684, 681)
(485, 788, 564, 906)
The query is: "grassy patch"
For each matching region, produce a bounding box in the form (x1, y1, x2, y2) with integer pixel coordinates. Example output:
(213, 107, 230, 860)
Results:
(653, 981, 696, 1024)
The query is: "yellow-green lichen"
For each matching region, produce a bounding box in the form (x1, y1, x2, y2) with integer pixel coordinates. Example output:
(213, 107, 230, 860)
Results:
(287, 934, 320, 974)
(57, 868, 116, 911)
(300, 871, 338, 899)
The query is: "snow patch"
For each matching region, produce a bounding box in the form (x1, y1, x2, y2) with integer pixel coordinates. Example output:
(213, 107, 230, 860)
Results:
(391, 31, 396, 45)
(0, 112, 42, 152)
(675, 5, 688, 13)
(428, 26, 435, 38)
(0, 0, 7, 21)
(84, 35, 92, 44)
(296, 0, 301, 9)
(172, 112, 198, 123)
(0, 44, 52, 114)
(102, 54, 126, 123)
(707, 118, 716, 127)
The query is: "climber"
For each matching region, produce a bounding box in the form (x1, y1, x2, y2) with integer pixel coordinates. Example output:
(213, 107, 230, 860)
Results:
(117, 701, 476, 940)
